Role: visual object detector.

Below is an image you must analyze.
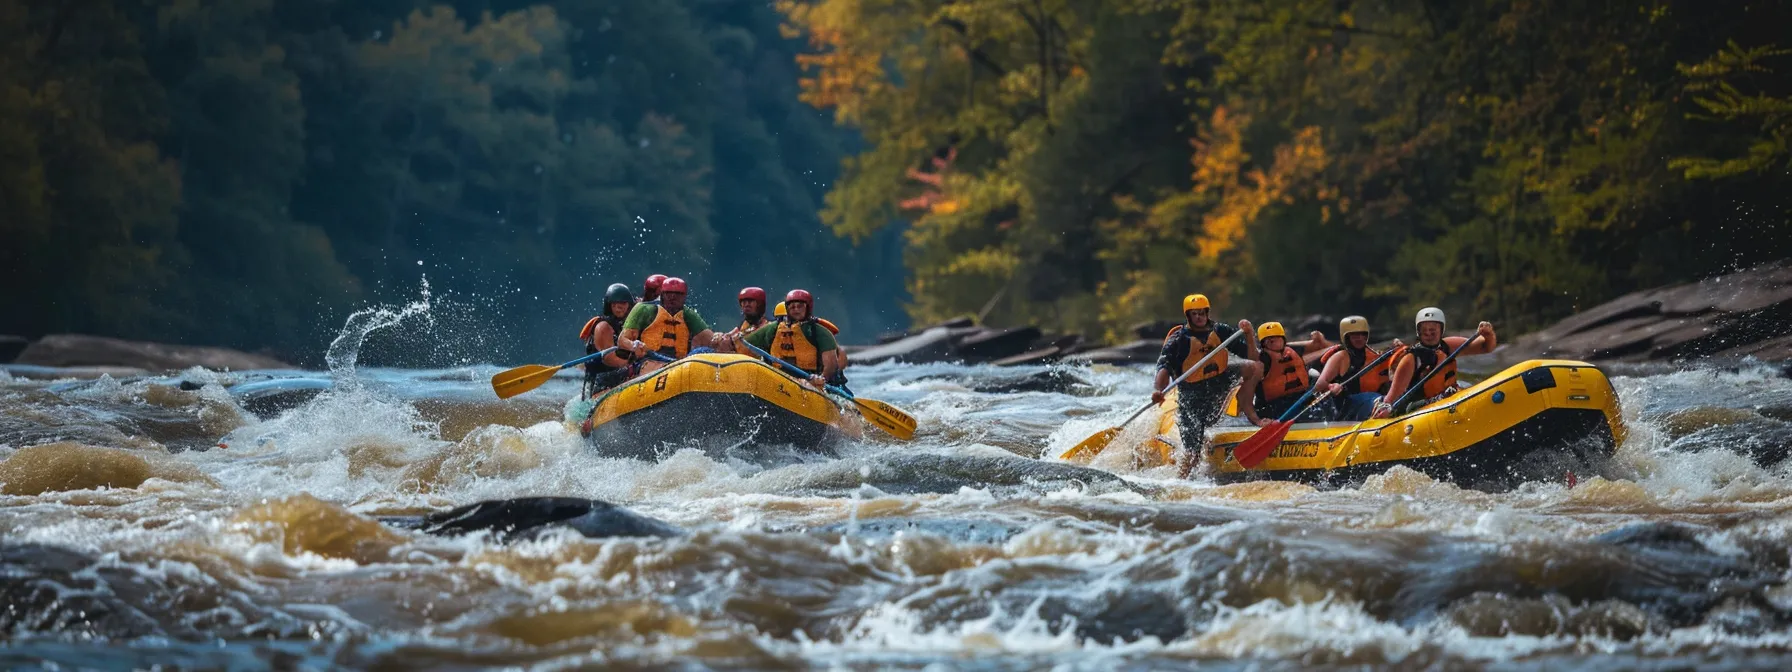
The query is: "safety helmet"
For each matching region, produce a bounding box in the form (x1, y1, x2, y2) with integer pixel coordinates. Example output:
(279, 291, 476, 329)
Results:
(774, 301, 787, 317)
(1415, 306, 1445, 328)
(1182, 294, 1211, 313)
(1339, 315, 1370, 337)
(785, 289, 813, 307)
(738, 286, 766, 303)
(1257, 322, 1287, 341)
(604, 283, 634, 306)
(660, 277, 688, 294)
(644, 274, 666, 293)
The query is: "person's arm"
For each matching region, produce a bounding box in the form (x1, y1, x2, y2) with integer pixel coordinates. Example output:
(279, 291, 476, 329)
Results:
(1314, 350, 1348, 394)
(1152, 333, 1182, 405)
(1461, 322, 1497, 354)
(741, 324, 776, 354)
(681, 310, 712, 348)
(1234, 321, 1258, 361)
(1375, 356, 1416, 418)
(619, 304, 654, 354)
(594, 323, 631, 368)
(815, 326, 840, 382)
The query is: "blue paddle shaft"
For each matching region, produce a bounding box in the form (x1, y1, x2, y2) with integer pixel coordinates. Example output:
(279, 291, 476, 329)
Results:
(733, 338, 851, 398)
(558, 347, 617, 369)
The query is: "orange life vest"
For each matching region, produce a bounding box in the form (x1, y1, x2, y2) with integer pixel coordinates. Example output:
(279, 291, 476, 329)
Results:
(1393, 342, 1457, 401)
(773, 320, 824, 374)
(1257, 346, 1312, 401)
(1166, 325, 1228, 384)
(640, 306, 692, 358)
(1319, 344, 1391, 396)
(739, 316, 769, 334)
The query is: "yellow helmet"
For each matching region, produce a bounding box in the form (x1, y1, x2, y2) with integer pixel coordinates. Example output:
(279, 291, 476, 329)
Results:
(774, 301, 787, 317)
(1339, 315, 1370, 337)
(1257, 321, 1287, 341)
(1182, 294, 1211, 313)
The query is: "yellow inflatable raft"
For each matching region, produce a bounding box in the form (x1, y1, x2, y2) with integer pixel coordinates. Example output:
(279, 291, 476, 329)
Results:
(581, 352, 864, 459)
(1129, 359, 1625, 489)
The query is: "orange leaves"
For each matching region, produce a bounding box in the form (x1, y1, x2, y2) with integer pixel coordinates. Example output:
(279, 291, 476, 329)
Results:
(778, 0, 887, 123)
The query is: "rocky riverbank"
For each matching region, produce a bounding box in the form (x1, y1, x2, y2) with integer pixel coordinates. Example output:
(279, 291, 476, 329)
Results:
(0, 334, 293, 379)
(845, 261, 1792, 368)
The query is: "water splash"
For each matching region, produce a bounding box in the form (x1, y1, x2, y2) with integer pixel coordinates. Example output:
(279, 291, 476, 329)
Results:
(324, 276, 434, 386)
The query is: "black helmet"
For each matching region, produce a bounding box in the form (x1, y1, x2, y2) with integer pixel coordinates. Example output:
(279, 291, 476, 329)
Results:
(604, 283, 634, 306)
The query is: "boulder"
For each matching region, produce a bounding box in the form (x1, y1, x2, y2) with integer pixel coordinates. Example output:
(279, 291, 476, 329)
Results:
(1494, 262, 1792, 365)
(843, 326, 958, 365)
(953, 326, 1043, 361)
(1131, 320, 1179, 341)
(1065, 339, 1161, 365)
(14, 334, 293, 372)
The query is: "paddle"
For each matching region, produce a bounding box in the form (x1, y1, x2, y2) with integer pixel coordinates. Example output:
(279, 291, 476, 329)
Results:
(1058, 327, 1247, 462)
(1385, 332, 1483, 413)
(732, 338, 917, 441)
(1232, 346, 1400, 468)
(491, 347, 618, 400)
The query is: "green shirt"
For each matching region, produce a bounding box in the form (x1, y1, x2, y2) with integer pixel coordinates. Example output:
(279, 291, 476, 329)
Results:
(744, 319, 839, 355)
(622, 303, 710, 334)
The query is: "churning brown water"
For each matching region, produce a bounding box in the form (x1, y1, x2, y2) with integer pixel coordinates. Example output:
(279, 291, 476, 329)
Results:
(5, 311, 1792, 669)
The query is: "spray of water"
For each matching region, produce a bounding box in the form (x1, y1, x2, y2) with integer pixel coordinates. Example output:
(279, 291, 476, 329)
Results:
(324, 276, 434, 385)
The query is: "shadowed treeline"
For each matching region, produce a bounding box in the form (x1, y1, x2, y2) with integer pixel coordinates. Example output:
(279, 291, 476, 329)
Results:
(1, 0, 907, 366)
(779, 0, 1792, 341)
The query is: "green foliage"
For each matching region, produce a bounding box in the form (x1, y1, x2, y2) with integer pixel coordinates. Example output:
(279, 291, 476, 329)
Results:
(783, 0, 1792, 339)
(1, 0, 903, 363)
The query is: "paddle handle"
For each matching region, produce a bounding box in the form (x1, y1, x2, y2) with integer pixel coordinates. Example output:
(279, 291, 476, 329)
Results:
(732, 338, 851, 398)
(1388, 333, 1481, 411)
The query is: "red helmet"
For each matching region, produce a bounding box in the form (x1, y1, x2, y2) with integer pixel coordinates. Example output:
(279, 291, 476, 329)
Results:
(738, 287, 766, 303)
(660, 277, 689, 294)
(784, 289, 813, 308)
(644, 274, 667, 292)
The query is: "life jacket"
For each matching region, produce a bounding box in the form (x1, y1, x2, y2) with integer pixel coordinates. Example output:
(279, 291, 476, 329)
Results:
(639, 306, 692, 358)
(1393, 341, 1457, 401)
(739, 316, 769, 334)
(1165, 325, 1228, 384)
(1319, 344, 1390, 395)
(773, 319, 826, 374)
(1257, 345, 1312, 402)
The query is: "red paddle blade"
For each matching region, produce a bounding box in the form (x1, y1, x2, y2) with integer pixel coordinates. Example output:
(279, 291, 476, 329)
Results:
(1233, 420, 1294, 469)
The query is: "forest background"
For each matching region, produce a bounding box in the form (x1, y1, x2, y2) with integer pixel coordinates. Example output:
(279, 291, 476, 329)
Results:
(4, 0, 1790, 365)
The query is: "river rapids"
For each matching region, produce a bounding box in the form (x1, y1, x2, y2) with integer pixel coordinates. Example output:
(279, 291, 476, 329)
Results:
(5, 311, 1792, 669)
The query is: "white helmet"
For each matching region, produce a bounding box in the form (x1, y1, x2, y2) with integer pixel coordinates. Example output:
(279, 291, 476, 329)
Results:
(1415, 306, 1446, 328)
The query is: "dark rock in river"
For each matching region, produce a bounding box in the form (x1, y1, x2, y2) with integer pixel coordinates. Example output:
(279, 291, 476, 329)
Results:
(1065, 339, 1161, 366)
(14, 334, 293, 372)
(1495, 261, 1792, 365)
(379, 497, 683, 542)
(229, 378, 334, 419)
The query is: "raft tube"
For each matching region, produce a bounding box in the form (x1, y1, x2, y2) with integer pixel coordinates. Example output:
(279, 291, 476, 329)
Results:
(583, 352, 864, 459)
(1134, 359, 1625, 490)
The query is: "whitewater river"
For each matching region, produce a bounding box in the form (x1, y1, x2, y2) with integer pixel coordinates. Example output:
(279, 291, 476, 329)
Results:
(5, 313, 1792, 669)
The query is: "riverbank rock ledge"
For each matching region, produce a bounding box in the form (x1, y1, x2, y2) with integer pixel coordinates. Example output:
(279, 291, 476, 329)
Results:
(1496, 261, 1792, 365)
(11, 334, 293, 373)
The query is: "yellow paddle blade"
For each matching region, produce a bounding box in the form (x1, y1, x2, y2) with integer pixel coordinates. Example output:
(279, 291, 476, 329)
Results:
(1058, 426, 1120, 463)
(853, 397, 917, 441)
(490, 364, 562, 400)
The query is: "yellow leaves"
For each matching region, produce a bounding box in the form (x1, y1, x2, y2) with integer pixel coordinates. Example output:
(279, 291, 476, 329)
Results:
(779, 0, 891, 124)
(1189, 108, 1330, 260)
